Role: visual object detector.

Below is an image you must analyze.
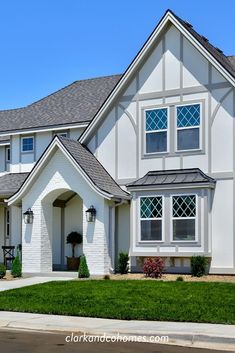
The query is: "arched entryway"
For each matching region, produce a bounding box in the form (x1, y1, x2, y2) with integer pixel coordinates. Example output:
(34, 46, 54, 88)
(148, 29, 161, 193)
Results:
(42, 188, 83, 271)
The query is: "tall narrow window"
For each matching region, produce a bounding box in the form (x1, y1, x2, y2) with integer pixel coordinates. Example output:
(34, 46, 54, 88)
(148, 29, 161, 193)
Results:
(172, 195, 196, 241)
(140, 196, 163, 241)
(145, 108, 168, 153)
(5, 146, 10, 162)
(176, 104, 200, 151)
(5, 209, 10, 239)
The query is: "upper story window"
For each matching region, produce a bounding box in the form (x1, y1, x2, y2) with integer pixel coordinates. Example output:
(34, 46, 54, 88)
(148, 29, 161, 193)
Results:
(140, 196, 163, 241)
(53, 131, 68, 138)
(21, 136, 34, 153)
(145, 108, 168, 154)
(176, 104, 200, 151)
(172, 195, 196, 241)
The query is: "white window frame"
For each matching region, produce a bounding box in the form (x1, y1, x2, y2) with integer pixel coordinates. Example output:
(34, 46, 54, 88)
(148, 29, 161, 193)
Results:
(170, 193, 198, 243)
(175, 102, 202, 152)
(5, 146, 10, 162)
(144, 106, 169, 155)
(21, 136, 34, 153)
(139, 195, 164, 243)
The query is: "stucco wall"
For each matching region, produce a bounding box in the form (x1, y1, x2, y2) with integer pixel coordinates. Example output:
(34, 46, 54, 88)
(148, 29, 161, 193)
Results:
(9, 126, 86, 173)
(86, 24, 235, 274)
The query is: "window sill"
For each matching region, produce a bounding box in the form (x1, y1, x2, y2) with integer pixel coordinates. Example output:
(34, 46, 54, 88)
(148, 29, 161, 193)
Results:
(21, 150, 34, 154)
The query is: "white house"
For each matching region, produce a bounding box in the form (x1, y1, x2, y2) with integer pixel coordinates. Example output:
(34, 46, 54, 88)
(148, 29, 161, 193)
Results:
(0, 10, 235, 275)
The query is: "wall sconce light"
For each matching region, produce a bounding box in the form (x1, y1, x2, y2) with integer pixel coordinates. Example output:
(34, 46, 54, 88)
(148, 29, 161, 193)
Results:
(85, 205, 96, 222)
(23, 208, 34, 224)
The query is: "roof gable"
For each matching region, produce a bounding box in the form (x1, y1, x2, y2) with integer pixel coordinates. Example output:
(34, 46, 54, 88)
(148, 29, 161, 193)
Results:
(7, 136, 130, 205)
(80, 10, 235, 144)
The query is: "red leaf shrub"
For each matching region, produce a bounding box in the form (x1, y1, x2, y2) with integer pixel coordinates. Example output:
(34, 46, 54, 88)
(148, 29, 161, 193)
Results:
(143, 257, 165, 278)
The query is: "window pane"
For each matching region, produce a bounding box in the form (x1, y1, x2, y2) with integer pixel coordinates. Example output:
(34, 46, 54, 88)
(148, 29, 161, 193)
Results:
(141, 220, 162, 241)
(177, 128, 199, 150)
(146, 108, 167, 131)
(173, 219, 195, 241)
(173, 195, 196, 217)
(177, 104, 200, 127)
(140, 197, 162, 218)
(146, 131, 167, 153)
(22, 137, 34, 152)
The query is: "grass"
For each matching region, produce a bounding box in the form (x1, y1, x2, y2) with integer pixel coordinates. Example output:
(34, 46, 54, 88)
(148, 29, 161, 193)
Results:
(0, 280, 234, 324)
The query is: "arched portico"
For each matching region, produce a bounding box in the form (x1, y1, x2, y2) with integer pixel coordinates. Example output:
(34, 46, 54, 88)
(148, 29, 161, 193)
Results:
(41, 188, 83, 271)
(20, 147, 114, 275)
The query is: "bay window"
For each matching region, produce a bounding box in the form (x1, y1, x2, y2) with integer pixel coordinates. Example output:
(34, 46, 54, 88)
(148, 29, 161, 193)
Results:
(172, 195, 196, 241)
(140, 196, 163, 241)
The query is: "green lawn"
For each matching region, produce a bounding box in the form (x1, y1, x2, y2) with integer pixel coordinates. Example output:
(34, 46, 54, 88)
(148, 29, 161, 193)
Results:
(0, 280, 234, 324)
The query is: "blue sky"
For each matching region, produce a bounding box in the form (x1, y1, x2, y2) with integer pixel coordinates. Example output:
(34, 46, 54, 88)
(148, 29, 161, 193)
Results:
(0, 0, 234, 109)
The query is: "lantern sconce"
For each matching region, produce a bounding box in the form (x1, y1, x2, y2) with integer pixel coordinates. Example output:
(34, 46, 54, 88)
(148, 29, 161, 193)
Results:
(85, 205, 96, 222)
(23, 208, 34, 224)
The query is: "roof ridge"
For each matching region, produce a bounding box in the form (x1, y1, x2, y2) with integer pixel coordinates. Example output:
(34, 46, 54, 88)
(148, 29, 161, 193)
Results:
(147, 168, 200, 175)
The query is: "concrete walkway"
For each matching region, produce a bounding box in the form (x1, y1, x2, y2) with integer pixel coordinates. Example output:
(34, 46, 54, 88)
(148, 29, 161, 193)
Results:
(0, 312, 234, 351)
(0, 276, 75, 292)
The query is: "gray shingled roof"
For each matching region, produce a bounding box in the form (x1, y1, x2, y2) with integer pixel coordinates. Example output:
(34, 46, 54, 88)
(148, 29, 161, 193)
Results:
(0, 75, 121, 133)
(171, 10, 235, 79)
(59, 136, 130, 200)
(127, 169, 216, 189)
(227, 56, 235, 71)
(0, 173, 29, 197)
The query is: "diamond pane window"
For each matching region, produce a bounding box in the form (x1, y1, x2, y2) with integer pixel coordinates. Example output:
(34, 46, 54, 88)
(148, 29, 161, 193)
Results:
(140, 197, 163, 241)
(172, 195, 196, 241)
(177, 104, 200, 128)
(140, 197, 162, 218)
(146, 108, 168, 131)
(145, 108, 168, 153)
(176, 104, 200, 151)
(173, 195, 196, 218)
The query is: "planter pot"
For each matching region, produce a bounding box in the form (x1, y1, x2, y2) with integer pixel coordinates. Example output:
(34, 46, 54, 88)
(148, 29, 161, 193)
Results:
(67, 257, 80, 271)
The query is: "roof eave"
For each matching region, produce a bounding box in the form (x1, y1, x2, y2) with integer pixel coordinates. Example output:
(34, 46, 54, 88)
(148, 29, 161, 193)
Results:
(126, 182, 216, 192)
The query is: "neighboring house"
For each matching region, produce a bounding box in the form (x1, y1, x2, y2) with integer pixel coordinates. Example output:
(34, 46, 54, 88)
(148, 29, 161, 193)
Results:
(0, 9, 235, 275)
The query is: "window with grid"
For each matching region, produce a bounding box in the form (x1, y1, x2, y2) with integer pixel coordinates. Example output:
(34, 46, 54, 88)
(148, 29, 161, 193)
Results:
(145, 108, 168, 153)
(176, 104, 200, 151)
(21, 137, 34, 152)
(140, 196, 163, 241)
(172, 195, 196, 241)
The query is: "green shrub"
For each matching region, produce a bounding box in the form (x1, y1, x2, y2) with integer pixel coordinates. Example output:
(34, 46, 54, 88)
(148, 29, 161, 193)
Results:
(103, 274, 110, 280)
(0, 264, 6, 279)
(11, 251, 22, 278)
(191, 256, 208, 277)
(78, 255, 90, 278)
(176, 276, 184, 281)
(118, 252, 129, 274)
